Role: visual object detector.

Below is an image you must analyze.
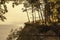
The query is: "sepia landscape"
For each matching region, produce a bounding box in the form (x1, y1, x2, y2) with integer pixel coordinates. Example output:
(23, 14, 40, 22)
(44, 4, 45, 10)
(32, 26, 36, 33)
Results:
(0, 0, 60, 40)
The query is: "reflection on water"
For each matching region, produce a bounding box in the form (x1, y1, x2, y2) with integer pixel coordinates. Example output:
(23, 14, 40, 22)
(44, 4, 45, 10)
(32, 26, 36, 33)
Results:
(0, 24, 24, 40)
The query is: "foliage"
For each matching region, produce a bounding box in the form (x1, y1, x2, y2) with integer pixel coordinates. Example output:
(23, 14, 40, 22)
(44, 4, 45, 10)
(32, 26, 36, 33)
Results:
(0, 4, 7, 21)
(7, 27, 23, 40)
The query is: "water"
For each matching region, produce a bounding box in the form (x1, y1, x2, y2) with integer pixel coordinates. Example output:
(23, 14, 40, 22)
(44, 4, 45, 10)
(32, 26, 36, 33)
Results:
(0, 24, 24, 40)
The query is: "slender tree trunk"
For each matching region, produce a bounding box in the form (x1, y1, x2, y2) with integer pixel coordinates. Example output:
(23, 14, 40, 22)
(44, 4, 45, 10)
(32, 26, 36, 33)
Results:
(39, 5, 44, 21)
(38, 9, 41, 21)
(26, 9, 30, 22)
(39, 8, 43, 20)
(32, 4, 34, 23)
(34, 11, 36, 22)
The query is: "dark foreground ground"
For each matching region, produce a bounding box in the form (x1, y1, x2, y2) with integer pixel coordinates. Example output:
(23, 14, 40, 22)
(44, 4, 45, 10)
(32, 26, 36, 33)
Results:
(17, 22, 60, 40)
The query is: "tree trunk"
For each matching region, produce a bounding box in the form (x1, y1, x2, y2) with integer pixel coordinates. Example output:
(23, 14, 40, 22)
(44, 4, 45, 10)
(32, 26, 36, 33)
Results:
(39, 8, 43, 21)
(34, 11, 36, 22)
(32, 4, 34, 23)
(26, 10, 30, 22)
(38, 9, 41, 21)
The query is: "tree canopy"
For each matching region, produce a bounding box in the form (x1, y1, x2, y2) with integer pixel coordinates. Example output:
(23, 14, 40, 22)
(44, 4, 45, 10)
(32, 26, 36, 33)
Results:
(0, 0, 60, 23)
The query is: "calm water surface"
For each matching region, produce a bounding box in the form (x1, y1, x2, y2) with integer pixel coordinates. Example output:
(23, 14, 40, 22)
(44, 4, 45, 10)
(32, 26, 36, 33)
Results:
(0, 24, 24, 40)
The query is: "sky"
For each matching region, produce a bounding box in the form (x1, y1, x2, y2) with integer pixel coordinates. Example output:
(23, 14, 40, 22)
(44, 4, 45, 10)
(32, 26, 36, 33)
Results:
(0, 2, 28, 25)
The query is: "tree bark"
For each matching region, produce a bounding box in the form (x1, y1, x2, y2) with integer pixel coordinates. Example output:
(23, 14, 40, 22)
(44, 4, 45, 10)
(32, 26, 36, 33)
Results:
(32, 4, 34, 23)
(26, 9, 30, 22)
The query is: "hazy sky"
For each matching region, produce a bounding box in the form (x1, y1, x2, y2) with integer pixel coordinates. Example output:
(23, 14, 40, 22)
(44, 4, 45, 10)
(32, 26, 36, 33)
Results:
(0, 2, 28, 25)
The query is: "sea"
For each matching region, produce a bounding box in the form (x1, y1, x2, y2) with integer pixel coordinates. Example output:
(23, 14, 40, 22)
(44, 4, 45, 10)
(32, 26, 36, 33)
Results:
(0, 24, 25, 40)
